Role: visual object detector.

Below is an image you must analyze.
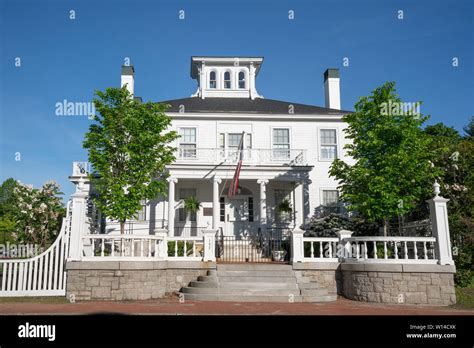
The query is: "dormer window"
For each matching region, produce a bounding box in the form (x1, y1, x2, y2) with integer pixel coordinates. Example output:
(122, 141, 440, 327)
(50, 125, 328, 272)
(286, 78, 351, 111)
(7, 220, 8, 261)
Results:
(224, 71, 231, 89)
(238, 71, 245, 89)
(209, 71, 217, 89)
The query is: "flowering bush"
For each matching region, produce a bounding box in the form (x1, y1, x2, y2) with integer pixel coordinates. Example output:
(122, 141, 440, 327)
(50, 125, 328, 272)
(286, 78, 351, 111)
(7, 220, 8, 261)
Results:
(12, 181, 65, 249)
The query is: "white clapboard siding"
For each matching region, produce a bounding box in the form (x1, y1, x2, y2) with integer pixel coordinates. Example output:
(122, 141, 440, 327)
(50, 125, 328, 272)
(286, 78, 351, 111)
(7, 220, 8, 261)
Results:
(0, 201, 72, 297)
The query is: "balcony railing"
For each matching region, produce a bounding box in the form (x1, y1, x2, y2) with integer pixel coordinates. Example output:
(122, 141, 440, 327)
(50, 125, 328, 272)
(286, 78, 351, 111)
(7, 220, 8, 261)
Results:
(72, 162, 91, 176)
(176, 148, 307, 166)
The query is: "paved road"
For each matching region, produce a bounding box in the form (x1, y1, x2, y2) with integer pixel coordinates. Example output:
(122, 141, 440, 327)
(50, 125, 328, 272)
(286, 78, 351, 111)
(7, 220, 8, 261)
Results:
(0, 297, 472, 315)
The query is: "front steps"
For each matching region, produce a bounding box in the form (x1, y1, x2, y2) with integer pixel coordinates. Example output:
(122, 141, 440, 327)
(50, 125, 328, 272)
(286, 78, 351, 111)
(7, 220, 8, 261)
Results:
(180, 264, 337, 303)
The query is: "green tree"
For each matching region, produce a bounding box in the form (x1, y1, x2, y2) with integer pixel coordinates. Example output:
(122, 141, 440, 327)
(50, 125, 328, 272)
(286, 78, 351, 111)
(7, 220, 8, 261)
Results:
(0, 178, 19, 242)
(425, 122, 473, 286)
(329, 82, 439, 235)
(83, 87, 178, 235)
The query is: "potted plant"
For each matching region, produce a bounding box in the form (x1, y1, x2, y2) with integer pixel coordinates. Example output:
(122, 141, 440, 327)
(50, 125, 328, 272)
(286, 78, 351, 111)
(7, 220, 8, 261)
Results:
(183, 196, 201, 215)
(277, 199, 292, 214)
(272, 243, 287, 262)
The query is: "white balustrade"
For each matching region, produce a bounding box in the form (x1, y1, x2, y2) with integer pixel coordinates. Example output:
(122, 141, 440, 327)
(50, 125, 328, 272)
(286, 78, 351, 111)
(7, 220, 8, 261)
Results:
(302, 237, 339, 262)
(175, 148, 307, 166)
(343, 237, 437, 264)
(81, 235, 203, 261)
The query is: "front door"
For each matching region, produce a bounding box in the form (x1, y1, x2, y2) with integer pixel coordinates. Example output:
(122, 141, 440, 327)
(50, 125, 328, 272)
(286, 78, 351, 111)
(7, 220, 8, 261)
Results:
(226, 197, 253, 239)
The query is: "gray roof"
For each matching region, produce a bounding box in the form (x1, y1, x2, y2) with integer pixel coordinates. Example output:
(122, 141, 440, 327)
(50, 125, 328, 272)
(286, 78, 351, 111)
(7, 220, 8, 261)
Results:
(158, 97, 351, 115)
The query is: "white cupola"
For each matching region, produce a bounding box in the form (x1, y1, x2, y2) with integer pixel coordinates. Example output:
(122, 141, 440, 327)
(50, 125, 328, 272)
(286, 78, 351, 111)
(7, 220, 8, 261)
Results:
(190, 56, 264, 100)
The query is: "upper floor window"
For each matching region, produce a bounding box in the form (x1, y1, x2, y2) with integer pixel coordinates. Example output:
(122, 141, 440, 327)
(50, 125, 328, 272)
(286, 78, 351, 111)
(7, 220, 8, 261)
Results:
(320, 129, 338, 160)
(179, 127, 196, 158)
(224, 71, 231, 89)
(272, 128, 290, 159)
(209, 71, 217, 89)
(238, 71, 246, 89)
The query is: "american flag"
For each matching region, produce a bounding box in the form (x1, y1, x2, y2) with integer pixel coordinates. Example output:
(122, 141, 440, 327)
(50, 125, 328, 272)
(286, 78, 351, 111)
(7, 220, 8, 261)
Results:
(228, 132, 245, 197)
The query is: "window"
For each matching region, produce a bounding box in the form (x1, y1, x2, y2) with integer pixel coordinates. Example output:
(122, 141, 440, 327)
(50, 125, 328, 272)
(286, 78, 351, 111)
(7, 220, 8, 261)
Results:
(209, 71, 217, 89)
(238, 71, 245, 89)
(133, 201, 146, 221)
(320, 129, 338, 160)
(248, 197, 254, 222)
(179, 128, 196, 158)
(224, 71, 231, 89)
(179, 188, 197, 222)
(274, 189, 291, 222)
(322, 190, 340, 214)
(220, 197, 225, 222)
(272, 128, 290, 159)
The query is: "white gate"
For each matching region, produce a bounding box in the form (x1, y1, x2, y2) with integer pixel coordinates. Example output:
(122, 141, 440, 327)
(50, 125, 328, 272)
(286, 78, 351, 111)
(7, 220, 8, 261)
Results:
(0, 201, 72, 297)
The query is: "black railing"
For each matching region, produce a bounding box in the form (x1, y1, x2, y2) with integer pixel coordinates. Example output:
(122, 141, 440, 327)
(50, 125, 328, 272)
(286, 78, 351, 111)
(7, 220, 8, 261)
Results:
(216, 228, 291, 263)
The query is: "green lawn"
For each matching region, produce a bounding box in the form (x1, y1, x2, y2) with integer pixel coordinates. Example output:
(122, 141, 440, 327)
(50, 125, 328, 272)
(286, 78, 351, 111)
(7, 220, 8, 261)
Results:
(0, 296, 69, 304)
(451, 285, 474, 310)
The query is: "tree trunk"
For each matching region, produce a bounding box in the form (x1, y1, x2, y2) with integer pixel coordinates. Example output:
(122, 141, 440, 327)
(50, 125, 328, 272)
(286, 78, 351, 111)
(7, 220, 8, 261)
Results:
(120, 220, 125, 256)
(383, 219, 389, 237)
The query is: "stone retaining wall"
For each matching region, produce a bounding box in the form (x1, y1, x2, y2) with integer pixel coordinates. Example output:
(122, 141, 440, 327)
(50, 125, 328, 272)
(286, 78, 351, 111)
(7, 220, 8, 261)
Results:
(293, 263, 342, 295)
(66, 261, 214, 301)
(341, 263, 456, 305)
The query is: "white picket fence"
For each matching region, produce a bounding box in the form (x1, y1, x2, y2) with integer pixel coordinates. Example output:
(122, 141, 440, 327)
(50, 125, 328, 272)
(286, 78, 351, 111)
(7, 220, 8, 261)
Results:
(0, 201, 72, 297)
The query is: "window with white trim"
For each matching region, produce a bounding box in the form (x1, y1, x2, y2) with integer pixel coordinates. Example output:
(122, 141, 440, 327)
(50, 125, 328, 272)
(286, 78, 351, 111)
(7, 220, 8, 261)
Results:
(209, 71, 217, 89)
(132, 201, 147, 221)
(238, 71, 245, 89)
(320, 129, 338, 160)
(322, 190, 340, 214)
(224, 71, 231, 89)
(179, 127, 196, 158)
(272, 128, 290, 159)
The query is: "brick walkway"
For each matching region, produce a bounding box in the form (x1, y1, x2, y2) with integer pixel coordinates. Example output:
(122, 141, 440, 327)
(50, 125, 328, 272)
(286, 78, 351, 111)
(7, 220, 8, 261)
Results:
(0, 297, 472, 315)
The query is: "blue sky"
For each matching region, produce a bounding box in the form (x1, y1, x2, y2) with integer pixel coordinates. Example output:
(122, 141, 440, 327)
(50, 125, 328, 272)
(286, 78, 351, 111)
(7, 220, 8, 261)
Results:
(1, 0, 473, 200)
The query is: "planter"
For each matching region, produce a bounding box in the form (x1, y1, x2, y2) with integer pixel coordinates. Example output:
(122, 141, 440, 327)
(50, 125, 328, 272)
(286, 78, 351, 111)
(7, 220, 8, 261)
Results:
(272, 250, 287, 262)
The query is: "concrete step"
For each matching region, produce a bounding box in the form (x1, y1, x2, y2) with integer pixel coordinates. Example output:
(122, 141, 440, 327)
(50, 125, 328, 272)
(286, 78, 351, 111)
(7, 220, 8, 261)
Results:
(302, 294, 337, 302)
(216, 270, 295, 277)
(217, 264, 292, 271)
(188, 281, 299, 290)
(207, 270, 217, 276)
(182, 287, 300, 296)
(298, 282, 328, 289)
(197, 275, 218, 282)
(300, 288, 329, 296)
(181, 293, 303, 303)
(217, 276, 296, 283)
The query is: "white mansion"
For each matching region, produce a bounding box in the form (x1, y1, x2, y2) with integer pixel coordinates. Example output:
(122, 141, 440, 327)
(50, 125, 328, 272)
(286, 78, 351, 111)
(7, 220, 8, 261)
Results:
(116, 56, 355, 240)
(0, 56, 455, 305)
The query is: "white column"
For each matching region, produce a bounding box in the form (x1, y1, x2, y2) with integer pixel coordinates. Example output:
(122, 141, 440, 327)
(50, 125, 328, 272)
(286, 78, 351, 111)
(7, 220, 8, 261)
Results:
(154, 229, 168, 258)
(202, 229, 216, 262)
(291, 228, 305, 263)
(68, 177, 89, 260)
(294, 182, 304, 228)
(212, 176, 222, 230)
(428, 182, 454, 265)
(257, 179, 268, 231)
(249, 62, 256, 100)
(167, 177, 178, 237)
(200, 62, 206, 99)
(336, 229, 353, 260)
